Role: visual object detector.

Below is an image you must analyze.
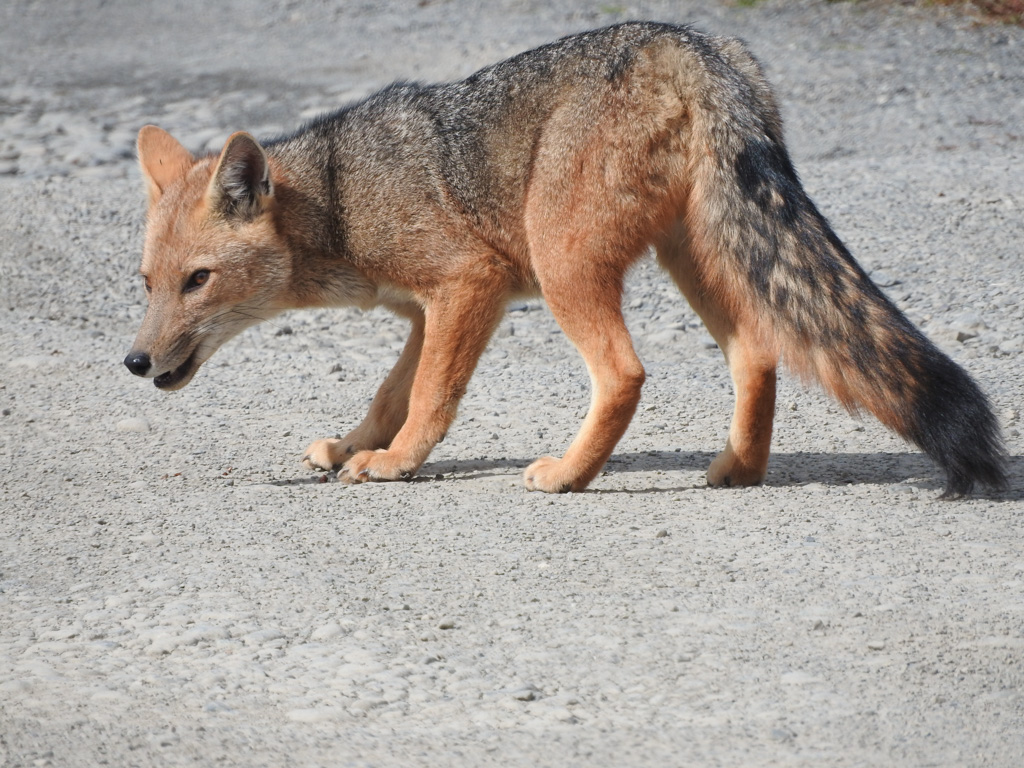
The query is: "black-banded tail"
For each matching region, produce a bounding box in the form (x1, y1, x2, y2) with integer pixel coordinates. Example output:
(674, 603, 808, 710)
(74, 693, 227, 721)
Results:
(683, 31, 1007, 497)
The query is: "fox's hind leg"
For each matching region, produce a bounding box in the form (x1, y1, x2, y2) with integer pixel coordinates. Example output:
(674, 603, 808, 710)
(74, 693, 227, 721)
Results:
(523, 248, 646, 493)
(656, 224, 778, 487)
(303, 307, 424, 471)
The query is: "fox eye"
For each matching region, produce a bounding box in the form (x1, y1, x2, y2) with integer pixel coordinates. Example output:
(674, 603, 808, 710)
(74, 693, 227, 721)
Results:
(143, 276, 152, 294)
(184, 270, 210, 293)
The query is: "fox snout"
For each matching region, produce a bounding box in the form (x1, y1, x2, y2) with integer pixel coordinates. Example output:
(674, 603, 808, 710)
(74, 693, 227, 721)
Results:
(124, 351, 152, 377)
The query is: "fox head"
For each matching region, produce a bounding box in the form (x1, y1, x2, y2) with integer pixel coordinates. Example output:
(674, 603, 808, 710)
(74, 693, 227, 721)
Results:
(124, 126, 291, 390)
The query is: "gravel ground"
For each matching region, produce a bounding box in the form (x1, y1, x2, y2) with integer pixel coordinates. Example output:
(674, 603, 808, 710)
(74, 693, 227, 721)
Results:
(1, 1, 1023, 766)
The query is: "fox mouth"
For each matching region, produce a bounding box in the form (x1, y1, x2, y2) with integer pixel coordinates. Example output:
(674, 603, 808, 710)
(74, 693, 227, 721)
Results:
(154, 350, 199, 390)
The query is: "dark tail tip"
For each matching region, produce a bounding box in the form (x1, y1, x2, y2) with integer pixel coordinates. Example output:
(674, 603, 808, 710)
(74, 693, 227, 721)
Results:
(909, 352, 1007, 499)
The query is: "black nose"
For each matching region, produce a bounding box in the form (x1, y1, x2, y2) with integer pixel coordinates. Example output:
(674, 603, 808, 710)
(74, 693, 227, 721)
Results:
(124, 351, 152, 377)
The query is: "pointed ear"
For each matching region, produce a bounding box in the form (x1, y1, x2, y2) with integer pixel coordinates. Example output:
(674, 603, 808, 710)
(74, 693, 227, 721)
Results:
(137, 125, 194, 205)
(207, 132, 273, 220)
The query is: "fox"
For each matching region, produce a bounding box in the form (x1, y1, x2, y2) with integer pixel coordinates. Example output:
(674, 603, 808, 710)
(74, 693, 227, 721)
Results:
(124, 21, 1006, 497)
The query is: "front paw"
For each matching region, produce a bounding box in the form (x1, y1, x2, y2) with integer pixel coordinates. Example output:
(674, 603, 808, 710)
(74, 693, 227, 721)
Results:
(523, 456, 580, 493)
(338, 449, 416, 484)
(302, 438, 353, 471)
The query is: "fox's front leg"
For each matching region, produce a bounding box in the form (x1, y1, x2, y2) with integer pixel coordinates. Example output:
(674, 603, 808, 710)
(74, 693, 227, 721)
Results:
(339, 272, 507, 484)
(303, 310, 424, 471)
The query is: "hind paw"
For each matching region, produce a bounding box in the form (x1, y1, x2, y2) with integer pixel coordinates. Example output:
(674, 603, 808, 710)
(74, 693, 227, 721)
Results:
(707, 448, 768, 487)
(523, 456, 585, 493)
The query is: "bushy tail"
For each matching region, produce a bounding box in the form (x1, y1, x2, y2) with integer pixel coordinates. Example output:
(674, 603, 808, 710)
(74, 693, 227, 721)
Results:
(685, 34, 1007, 497)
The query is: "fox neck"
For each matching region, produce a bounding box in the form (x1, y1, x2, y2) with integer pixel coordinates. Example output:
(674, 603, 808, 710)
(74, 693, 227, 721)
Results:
(266, 152, 379, 312)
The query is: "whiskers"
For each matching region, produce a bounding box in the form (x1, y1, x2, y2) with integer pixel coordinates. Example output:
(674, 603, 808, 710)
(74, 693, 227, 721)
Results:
(180, 302, 279, 362)
(157, 301, 289, 374)
(202, 302, 280, 337)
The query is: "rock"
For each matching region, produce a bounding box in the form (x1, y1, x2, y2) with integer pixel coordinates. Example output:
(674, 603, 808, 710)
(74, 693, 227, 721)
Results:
(9, 356, 54, 369)
(116, 417, 151, 433)
(286, 707, 345, 722)
(950, 312, 988, 343)
(869, 269, 901, 288)
(512, 684, 540, 701)
(240, 628, 285, 646)
(311, 622, 343, 641)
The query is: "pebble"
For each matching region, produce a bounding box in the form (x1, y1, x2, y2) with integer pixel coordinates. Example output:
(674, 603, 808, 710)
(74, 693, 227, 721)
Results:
(241, 628, 285, 646)
(8, 356, 55, 369)
(780, 671, 821, 685)
(311, 622, 343, 641)
(511, 685, 539, 701)
(115, 417, 151, 433)
(867, 640, 886, 651)
(286, 707, 346, 722)
(869, 269, 901, 287)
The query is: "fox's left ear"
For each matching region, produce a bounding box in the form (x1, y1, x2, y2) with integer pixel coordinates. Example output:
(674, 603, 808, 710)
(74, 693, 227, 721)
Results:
(208, 132, 273, 220)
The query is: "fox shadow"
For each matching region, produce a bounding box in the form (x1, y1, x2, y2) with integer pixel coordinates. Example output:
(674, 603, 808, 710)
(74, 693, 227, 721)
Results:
(420, 449, 1024, 500)
(280, 449, 1021, 500)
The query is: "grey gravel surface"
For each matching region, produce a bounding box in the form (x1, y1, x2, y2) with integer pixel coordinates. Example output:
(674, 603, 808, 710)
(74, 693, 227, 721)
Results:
(1, 1, 1023, 766)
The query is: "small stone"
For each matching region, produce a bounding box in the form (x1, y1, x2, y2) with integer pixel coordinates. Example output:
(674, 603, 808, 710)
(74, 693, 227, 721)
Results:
(240, 628, 285, 646)
(116, 417, 151, 433)
(9, 356, 53, 369)
(655, 528, 669, 538)
(867, 640, 886, 651)
(438, 619, 456, 630)
(310, 622, 342, 641)
(869, 270, 901, 288)
(287, 707, 345, 722)
(771, 727, 797, 743)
